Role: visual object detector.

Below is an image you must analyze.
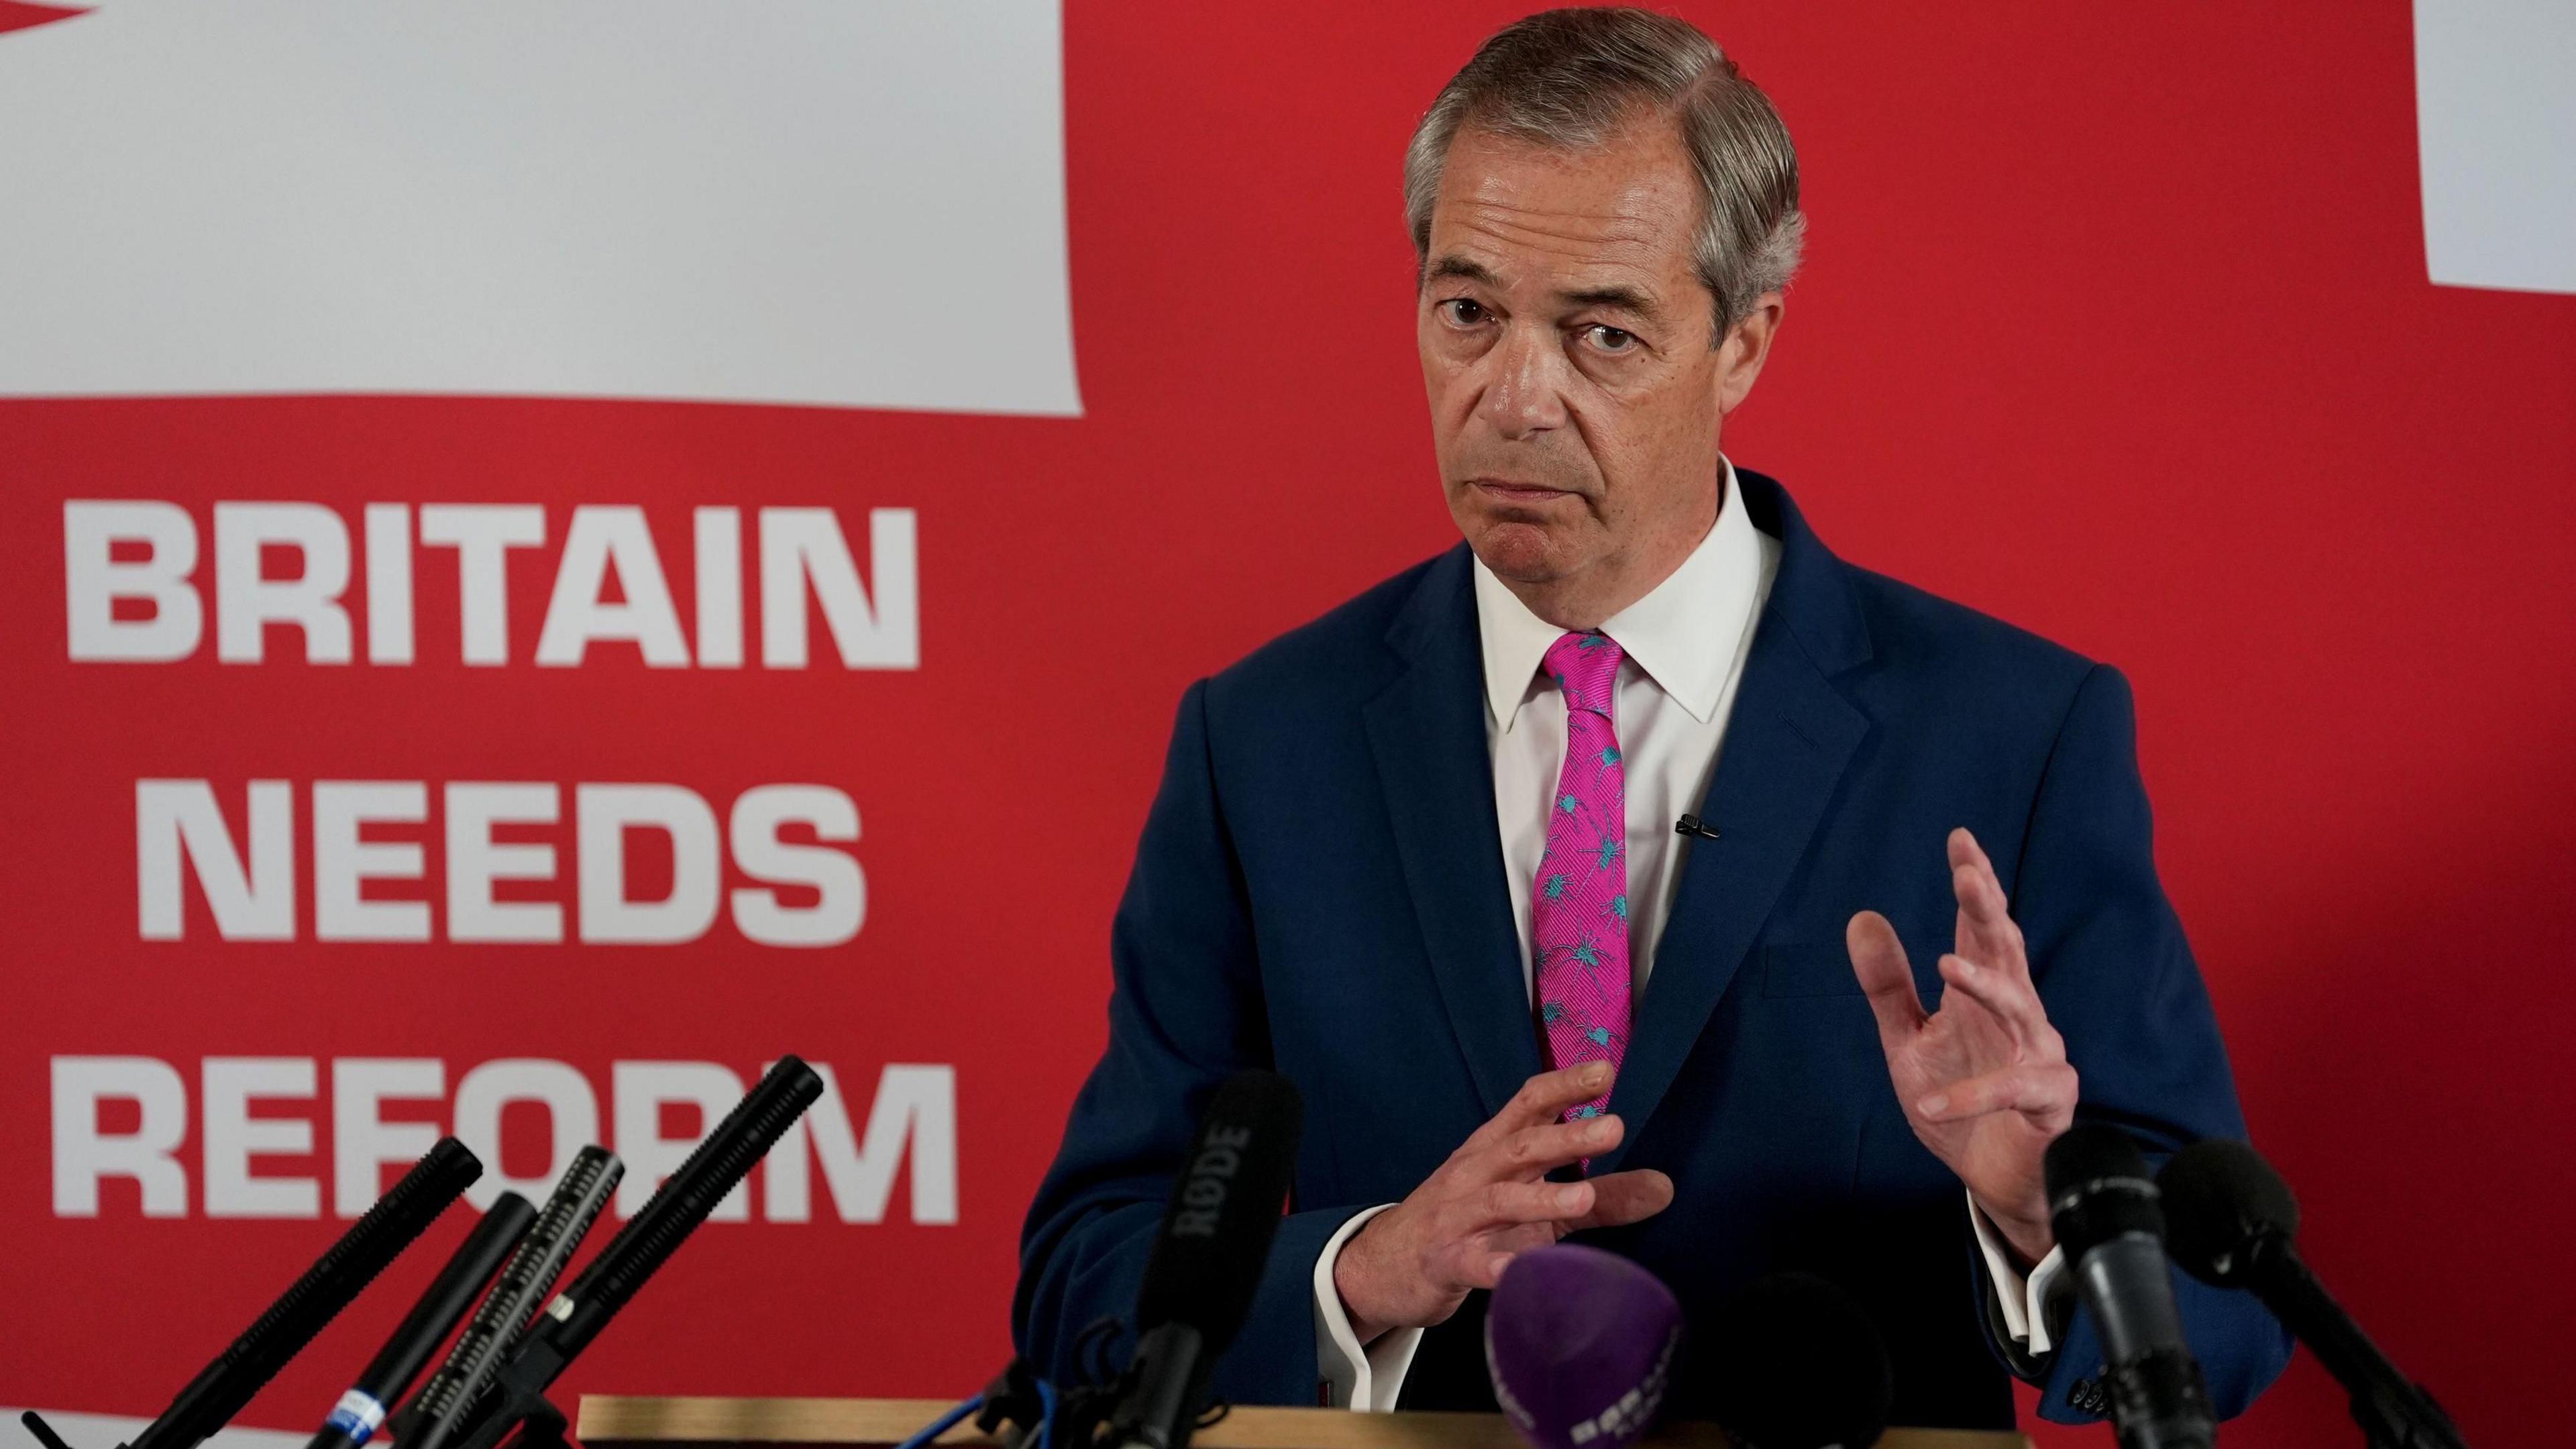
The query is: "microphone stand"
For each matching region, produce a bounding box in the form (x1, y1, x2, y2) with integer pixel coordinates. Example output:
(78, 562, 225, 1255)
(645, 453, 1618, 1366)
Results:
(2244, 1236, 2466, 1449)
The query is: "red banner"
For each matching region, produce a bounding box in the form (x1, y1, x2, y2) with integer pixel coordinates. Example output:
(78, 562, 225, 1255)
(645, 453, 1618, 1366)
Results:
(3, 5, 2569, 1448)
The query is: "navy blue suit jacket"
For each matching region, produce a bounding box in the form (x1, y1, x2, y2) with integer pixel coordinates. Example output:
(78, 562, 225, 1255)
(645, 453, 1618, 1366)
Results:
(1014, 472, 2290, 1430)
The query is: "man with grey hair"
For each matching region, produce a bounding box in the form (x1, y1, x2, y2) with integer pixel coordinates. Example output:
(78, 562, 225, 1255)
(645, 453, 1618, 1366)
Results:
(1018, 7, 2288, 1432)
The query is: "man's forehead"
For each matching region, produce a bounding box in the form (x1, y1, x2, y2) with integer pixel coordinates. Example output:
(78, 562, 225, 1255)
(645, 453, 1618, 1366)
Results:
(1428, 125, 1699, 291)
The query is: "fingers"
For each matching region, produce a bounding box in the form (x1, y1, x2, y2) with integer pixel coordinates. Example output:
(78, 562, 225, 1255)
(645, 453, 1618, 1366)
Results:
(1570, 1169, 1674, 1230)
(1915, 1060, 2078, 1128)
(1452, 1144, 1667, 1238)
(1948, 828, 2030, 979)
(1366, 1067, 1651, 1332)
(1483, 1113, 1622, 1180)
(1937, 953, 2053, 1040)
(1473, 1061, 1616, 1146)
(1846, 910, 1927, 1046)
(1455, 1212, 1593, 1289)
(1482, 1220, 1564, 1263)
(1452, 1174, 1676, 1289)
(1458, 1226, 1556, 1290)
(1458, 1178, 1597, 1231)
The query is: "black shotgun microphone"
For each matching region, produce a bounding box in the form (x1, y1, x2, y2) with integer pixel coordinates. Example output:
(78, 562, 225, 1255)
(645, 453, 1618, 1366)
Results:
(438, 1058, 825, 1449)
(308, 1191, 536, 1449)
(519, 1058, 822, 1364)
(2044, 1125, 2216, 1449)
(123, 1137, 484, 1449)
(397, 1148, 622, 1449)
(1106, 1071, 1305, 1449)
(2159, 1140, 2468, 1449)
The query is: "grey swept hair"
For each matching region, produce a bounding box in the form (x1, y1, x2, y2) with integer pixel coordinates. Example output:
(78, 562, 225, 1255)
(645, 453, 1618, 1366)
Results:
(1403, 7, 1806, 341)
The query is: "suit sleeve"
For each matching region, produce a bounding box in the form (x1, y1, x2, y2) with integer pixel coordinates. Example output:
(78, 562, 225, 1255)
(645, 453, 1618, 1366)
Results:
(1012, 678, 1371, 1405)
(1985, 663, 2295, 1424)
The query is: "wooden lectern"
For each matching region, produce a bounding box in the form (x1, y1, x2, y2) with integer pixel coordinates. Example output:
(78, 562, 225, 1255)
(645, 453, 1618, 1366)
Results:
(577, 1397, 2029, 1449)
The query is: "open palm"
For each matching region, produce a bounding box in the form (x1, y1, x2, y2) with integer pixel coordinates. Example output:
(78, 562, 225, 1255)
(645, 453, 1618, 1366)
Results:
(1847, 827, 2076, 1261)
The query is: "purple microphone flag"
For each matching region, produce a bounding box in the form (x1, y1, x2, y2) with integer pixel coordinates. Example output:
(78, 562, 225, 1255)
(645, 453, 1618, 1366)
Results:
(1485, 1244, 1685, 1449)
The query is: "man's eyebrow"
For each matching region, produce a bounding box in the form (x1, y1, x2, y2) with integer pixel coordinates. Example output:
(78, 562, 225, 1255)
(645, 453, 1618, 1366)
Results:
(1561, 284, 1664, 324)
(1425, 255, 1499, 287)
(1426, 257, 1670, 325)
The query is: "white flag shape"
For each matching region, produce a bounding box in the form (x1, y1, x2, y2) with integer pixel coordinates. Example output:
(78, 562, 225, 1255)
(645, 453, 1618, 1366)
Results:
(0, 1, 1082, 413)
(2414, 0, 2576, 296)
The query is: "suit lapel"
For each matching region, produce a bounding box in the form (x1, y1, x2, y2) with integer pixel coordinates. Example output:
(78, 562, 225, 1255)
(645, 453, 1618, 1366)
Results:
(1593, 470, 1874, 1172)
(1364, 547, 1544, 1120)
(1362, 474, 1874, 1142)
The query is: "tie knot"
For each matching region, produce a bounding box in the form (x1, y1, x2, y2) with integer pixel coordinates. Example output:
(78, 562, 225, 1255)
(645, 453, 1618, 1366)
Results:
(1543, 631, 1622, 716)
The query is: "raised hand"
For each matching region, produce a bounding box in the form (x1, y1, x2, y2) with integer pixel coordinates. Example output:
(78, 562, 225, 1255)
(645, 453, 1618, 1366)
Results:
(1847, 827, 2076, 1263)
(1332, 1061, 1676, 1342)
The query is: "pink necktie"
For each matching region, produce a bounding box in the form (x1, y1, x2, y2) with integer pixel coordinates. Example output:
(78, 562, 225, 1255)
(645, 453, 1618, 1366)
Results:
(1532, 629, 1630, 1122)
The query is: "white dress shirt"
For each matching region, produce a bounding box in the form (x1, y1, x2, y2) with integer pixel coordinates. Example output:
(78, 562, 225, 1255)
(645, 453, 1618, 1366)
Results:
(1311, 461, 2066, 1409)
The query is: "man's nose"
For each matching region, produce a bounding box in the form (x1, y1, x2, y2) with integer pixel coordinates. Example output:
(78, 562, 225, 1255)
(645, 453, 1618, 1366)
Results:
(1477, 324, 1572, 441)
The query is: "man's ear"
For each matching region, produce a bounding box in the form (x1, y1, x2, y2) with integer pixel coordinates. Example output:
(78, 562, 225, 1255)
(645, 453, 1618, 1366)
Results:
(1715, 293, 1784, 417)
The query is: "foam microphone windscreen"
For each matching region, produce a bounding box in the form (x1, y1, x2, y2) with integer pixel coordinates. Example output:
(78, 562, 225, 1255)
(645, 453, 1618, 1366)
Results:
(1484, 1244, 1683, 1449)
(2157, 1138, 2301, 1287)
(1130, 1071, 1304, 1351)
(2043, 1123, 2164, 1258)
(1705, 1273, 1892, 1449)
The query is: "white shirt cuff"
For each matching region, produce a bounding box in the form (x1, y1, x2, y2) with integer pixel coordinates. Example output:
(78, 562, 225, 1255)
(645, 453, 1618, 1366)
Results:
(1968, 1189, 2068, 1356)
(1311, 1203, 1426, 1410)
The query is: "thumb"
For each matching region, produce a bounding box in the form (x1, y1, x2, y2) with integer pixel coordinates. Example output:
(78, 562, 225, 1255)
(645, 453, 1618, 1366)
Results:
(1570, 1169, 1674, 1230)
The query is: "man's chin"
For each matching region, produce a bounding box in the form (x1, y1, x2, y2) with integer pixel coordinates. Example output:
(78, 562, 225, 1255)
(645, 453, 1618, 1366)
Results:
(1467, 519, 1574, 583)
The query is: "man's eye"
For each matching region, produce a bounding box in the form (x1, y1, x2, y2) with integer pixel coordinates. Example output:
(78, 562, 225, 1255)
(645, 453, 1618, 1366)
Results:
(1441, 299, 1490, 326)
(1586, 325, 1639, 354)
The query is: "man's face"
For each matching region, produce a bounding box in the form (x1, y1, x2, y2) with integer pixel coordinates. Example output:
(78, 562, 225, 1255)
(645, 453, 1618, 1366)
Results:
(1419, 116, 1763, 601)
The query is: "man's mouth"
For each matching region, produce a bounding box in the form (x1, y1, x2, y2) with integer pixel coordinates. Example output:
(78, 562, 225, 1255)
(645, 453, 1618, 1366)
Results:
(1469, 478, 1575, 505)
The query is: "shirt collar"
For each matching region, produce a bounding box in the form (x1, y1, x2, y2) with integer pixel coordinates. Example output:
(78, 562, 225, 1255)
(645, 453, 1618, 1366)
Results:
(1472, 457, 1764, 731)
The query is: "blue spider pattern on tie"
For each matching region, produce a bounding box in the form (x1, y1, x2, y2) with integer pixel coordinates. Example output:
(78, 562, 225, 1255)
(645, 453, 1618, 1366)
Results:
(1529, 629, 1632, 1126)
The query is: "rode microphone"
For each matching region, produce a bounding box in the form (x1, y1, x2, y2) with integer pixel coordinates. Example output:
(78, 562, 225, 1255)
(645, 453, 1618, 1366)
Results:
(1105, 1071, 1304, 1449)
(436, 1058, 824, 1449)
(1705, 1273, 1893, 1449)
(1483, 1244, 1682, 1449)
(2045, 1125, 2216, 1449)
(18, 1138, 484, 1449)
(308, 1191, 537, 1449)
(2159, 1140, 2467, 1449)
(396, 1147, 623, 1449)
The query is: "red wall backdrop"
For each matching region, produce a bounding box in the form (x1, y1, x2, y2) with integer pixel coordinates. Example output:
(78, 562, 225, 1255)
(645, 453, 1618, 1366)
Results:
(3, 5, 2569, 1448)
